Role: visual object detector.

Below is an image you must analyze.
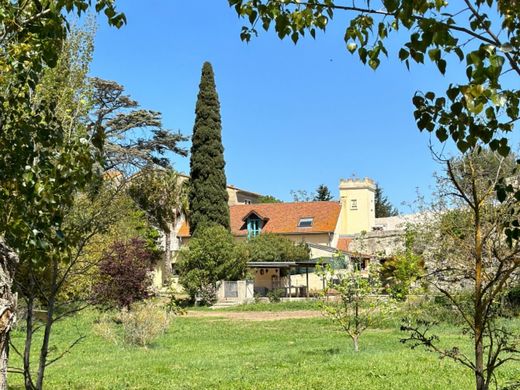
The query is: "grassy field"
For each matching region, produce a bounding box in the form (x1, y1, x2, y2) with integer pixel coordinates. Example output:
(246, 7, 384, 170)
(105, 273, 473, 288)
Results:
(7, 305, 520, 390)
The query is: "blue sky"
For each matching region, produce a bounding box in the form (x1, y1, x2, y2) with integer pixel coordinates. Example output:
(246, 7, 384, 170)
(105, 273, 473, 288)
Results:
(89, 1, 512, 210)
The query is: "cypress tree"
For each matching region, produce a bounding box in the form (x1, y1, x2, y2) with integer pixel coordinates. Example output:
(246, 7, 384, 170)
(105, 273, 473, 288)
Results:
(188, 62, 230, 234)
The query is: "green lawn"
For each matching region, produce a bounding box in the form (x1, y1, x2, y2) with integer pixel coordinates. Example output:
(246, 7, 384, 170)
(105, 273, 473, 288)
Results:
(7, 307, 520, 389)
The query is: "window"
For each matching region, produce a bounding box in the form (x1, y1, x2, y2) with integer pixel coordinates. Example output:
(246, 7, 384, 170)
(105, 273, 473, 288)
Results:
(247, 217, 262, 238)
(350, 199, 358, 210)
(244, 199, 252, 204)
(297, 217, 313, 228)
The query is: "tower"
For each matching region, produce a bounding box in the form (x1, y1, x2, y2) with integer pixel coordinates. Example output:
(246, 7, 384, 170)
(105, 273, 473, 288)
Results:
(338, 178, 376, 235)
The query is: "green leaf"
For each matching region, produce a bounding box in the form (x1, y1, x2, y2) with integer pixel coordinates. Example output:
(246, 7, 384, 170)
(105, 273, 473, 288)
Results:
(436, 128, 448, 142)
(437, 59, 446, 75)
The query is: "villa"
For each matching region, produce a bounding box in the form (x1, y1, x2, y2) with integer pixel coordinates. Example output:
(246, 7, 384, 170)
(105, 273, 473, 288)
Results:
(154, 177, 410, 300)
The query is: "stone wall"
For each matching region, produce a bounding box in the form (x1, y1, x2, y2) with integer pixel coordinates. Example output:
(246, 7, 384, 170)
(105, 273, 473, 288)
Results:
(346, 230, 405, 257)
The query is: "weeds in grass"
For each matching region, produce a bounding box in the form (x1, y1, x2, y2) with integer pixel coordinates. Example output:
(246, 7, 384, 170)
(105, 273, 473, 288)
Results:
(94, 301, 172, 347)
(120, 301, 171, 347)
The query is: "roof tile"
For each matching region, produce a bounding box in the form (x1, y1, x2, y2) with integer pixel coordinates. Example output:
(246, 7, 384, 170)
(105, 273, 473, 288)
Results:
(178, 201, 340, 237)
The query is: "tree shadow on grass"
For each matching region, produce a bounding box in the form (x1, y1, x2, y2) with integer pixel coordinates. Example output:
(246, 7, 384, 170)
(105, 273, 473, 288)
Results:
(304, 347, 341, 356)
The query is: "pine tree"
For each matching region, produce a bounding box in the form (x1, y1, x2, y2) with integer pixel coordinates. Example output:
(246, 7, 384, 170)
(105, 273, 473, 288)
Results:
(375, 184, 399, 218)
(314, 184, 333, 201)
(188, 62, 230, 234)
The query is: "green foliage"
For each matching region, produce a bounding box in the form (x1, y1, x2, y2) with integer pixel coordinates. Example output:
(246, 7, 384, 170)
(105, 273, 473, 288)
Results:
(59, 188, 160, 302)
(246, 233, 310, 261)
(506, 285, 520, 313)
(375, 184, 398, 217)
(318, 254, 387, 351)
(0, 7, 124, 388)
(91, 78, 187, 173)
(128, 167, 183, 233)
(314, 184, 333, 201)
(0, 5, 126, 251)
(188, 62, 230, 234)
(258, 194, 283, 203)
(381, 228, 423, 300)
(177, 225, 248, 304)
(267, 288, 284, 303)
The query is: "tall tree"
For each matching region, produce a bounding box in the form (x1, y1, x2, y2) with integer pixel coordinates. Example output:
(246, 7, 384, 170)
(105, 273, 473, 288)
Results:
(8, 23, 109, 390)
(188, 62, 230, 234)
(0, 3, 124, 388)
(128, 167, 185, 280)
(90, 78, 187, 175)
(402, 148, 520, 390)
(314, 184, 333, 201)
(375, 184, 399, 217)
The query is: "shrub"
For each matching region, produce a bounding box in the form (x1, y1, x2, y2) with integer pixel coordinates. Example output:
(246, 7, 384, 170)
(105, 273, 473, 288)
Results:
(267, 288, 284, 303)
(92, 238, 157, 309)
(381, 229, 424, 300)
(93, 314, 119, 346)
(178, 225, 248, 305)
(506, 285, 520, 313)
(164, 286, 187, 316)
(94, 302, 172, 347)
(120, 301, 171, 347)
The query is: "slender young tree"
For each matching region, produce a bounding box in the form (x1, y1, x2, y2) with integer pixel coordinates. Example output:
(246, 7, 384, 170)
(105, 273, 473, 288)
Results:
(188, 62, 230, 234)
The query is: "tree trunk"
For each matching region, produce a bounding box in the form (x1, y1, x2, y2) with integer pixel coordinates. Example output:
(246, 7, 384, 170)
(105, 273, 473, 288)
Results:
(164, 227, 173, 280)
(0, 240, 17, 390)
(23, 294, 34, 390)
(352, 334, 359, 352)
(473, 184, 486, 390)
(35, 258, 58, 390)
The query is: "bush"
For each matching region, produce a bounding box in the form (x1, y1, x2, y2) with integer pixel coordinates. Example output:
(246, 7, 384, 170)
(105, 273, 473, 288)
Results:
(93, 314, 119, 345)
(92, 238, 157, 309)
(506, 286, 520, 313)
(120, 301, 171, 347)
(267, 288, 284, 303)
(94, 301, 172, 347)
(164, 286, 187, 316)
(178, 225, 248, 305)
(381, 229, 423, 300)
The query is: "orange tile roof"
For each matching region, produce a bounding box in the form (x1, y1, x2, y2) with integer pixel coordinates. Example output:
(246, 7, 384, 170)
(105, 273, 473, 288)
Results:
(177, 222, 190, 237)
(336, 238, 352, 252)
(177, 201, 341, 238)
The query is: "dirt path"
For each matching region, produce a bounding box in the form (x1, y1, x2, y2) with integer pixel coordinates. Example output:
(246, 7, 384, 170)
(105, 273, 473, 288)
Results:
(186, 310, 322, 321)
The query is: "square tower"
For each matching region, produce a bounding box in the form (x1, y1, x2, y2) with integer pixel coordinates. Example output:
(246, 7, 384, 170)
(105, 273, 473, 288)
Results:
(338, 178, 376, 235)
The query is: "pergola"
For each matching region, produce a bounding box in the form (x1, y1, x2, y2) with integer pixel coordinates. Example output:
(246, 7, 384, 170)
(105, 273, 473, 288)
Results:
(247, 259, 333, 298)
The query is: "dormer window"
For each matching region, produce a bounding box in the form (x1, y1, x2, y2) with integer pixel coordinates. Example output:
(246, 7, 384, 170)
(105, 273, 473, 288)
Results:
(242, 210, 268, 239)
(298, 217, 313, 228)
(247, 217, 262, 238)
